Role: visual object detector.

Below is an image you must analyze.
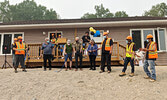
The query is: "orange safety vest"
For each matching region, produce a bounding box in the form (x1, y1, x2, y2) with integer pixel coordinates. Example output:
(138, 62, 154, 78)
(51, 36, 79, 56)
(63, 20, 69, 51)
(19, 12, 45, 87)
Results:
(126, 42, 135, 57)
(148, 42, 158, 59)
(101, 38, 111, 51)
(15, 42, 25, 55)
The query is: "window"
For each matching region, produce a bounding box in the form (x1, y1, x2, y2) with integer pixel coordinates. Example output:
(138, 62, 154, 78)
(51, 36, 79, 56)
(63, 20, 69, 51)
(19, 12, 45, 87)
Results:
(130, 28, 167, 51)
(48, 31, 63, 40)
(0, 32, 24, 55)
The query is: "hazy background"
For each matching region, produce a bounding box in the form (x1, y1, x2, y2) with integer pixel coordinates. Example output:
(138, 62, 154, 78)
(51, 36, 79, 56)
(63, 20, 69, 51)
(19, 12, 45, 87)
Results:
(1, 0, 167, 19)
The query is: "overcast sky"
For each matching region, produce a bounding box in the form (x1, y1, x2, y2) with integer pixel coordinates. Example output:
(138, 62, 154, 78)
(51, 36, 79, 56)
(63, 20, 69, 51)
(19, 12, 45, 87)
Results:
(1, 0, 167, 19)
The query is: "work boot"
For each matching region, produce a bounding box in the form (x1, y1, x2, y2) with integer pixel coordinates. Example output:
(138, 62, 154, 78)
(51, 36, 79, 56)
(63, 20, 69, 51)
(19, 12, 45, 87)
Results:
(119, 72, 126, 76)
(129, 73, 134, 77)
(69, 67, 72, 70)
(49, 68, 52, 70)
(108, 71, 111, 73)
(44, 68, 46, 71)
(89, 68, 92, 70)
(65, 68, 68, 71)
(15, 69, 18, 73)
(99, 70, 104, 73)
(75, 68, 78, 71)
(22, 69, 27, 72)
(144, 76, 151, 79)
(80, 68, 83, 71)
(149, 79, 156, 82)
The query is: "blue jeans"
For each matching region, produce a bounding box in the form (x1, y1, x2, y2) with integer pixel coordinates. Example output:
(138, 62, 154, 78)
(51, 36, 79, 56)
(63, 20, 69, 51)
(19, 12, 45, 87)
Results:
(65, 53, 72, 62)
(143, 60, 156, 80)
(12, 54, 15, 66)
(122, 57, 134, 73)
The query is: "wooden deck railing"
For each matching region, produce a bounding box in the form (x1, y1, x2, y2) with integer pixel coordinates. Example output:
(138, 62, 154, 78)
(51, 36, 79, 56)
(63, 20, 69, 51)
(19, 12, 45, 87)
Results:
(25, 42, 126, 65)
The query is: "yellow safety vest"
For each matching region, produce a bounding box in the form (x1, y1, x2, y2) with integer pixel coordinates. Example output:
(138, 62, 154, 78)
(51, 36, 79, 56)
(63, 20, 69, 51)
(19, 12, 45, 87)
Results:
(126, 42, 134, 57)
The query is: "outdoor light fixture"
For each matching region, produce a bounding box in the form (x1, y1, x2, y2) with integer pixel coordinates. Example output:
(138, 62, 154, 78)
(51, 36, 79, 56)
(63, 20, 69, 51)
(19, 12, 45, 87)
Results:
(43, 32, 46, 35)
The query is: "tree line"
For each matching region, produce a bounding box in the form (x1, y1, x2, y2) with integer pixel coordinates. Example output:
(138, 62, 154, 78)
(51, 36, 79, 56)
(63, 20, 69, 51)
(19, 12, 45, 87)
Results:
(0, 0, 167, 22)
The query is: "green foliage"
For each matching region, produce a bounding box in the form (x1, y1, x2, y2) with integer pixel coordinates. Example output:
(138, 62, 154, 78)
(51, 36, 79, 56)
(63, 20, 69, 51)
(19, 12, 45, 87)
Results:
(81, 4, 114, 19)
(114, 11, 128, 17)
(0, 0, 59, 22)
(81, 4, 128, 19)
(0, 0, 12, 22)
(144, 2, 167, 17)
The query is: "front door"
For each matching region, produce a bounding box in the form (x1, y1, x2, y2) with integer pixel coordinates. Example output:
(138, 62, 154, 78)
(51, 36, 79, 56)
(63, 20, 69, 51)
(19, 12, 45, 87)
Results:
(132, 30, 142, 50)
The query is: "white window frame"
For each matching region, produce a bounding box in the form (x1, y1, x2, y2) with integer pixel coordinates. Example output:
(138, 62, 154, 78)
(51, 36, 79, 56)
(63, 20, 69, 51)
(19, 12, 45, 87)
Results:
(48, 31, 63, 39)
(130, 28, 167, 52)
(0, 32, 24, 55)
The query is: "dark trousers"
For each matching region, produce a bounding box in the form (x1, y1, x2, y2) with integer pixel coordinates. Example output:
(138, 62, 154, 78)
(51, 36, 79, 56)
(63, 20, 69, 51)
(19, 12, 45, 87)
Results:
(101, 53, 111, 71)
(15, 54, 25, 69)
(75, 52, 82, 68)
(122, 57, 134, 73)
(43, 54, 52, 69)
(89, 55, 96, 69)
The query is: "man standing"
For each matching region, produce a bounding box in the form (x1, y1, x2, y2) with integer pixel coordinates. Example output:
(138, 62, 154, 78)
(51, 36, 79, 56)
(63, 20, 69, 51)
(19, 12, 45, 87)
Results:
(13, 36, 27, 73)
(119, 36, 136, 77)
(73, 37, 83, 71)
(11, 38, 18, 67)
(100, 32, 113, 73)
(140, 34, 158, 82)
(42, 38, 54, 71)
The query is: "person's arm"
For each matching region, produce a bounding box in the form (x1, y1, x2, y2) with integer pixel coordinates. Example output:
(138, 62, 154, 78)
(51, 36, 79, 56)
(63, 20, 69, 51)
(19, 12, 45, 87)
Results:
(87, 36, 91, 42)
(80, 43, 83, 53)
(13, 43, 17, 51)
(110, 39, 113, 54)
(146, 43, 157, 52)
(82, 36, 85, 43)
(73, 43, 76, 54)
(87, 45, 91, 52)
(140, 43, 157, 52)
(63, 44, 66, 55)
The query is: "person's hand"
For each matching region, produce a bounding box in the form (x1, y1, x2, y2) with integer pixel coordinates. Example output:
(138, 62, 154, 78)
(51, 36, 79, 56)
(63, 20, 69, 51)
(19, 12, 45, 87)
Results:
(109, 51, 112, 54)
(131, 56, 134, 60)
(93, 50, 96, 52)
(89, 50, 92, 52)
(40, 54, 43, 58)
(64, 52, 67, 55)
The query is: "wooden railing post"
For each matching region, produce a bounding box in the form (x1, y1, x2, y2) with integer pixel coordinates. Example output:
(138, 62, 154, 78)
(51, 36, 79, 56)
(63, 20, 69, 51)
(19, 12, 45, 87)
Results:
(117, 42, 120, 60)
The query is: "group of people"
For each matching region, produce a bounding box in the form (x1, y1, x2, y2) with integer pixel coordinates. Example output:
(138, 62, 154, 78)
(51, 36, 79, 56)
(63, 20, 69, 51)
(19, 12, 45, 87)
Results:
(12, 31, 158, 82)
(119, 34, 158, 82)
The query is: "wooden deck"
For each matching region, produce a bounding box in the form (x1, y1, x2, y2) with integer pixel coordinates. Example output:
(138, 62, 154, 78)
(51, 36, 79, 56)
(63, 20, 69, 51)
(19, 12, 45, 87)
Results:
(25, 41, 126, 67)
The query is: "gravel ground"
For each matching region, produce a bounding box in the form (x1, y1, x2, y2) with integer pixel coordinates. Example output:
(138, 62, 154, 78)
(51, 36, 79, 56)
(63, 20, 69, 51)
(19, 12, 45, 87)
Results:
(0, 66, 167, 100)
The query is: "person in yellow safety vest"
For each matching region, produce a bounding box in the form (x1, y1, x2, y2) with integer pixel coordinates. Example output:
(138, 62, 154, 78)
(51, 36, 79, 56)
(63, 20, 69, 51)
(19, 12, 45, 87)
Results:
(13, 36, 27, 73)
(99, 32, 113, 73)
(119, 36, 136, 77)
(140, 34, 158, 82)
(11, 38, 18, 67)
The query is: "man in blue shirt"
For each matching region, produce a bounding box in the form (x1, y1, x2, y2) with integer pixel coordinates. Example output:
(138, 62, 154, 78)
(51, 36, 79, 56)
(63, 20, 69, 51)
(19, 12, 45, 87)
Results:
(41, 38, 54, 71)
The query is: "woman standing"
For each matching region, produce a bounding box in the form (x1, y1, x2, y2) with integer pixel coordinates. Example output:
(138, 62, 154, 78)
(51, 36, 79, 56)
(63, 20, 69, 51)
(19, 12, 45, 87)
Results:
(63, 40, 73, 71)
(87, 39, 98, 70)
